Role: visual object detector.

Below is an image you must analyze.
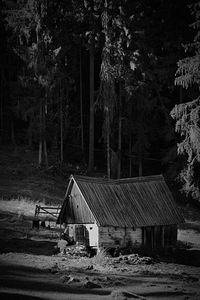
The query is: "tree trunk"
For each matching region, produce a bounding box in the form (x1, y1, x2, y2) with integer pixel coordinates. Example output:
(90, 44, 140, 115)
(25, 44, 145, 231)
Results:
(43, 90, 48, 167)
(106, 107, 111, 179)
(138, 119, 143, 177)
(28, 114, 33, 147)
(44, 138, 48, 166)
(129, 133, 132, 177)
(60, 83, 63, 163)
(11, 119, 15, 147)
(139, 157, 143, 177)
(80, 44, 84, 156)
(0, 70, 3, 142)
(88, 37, 95, 173)
(139, 141, 143, 177)
(117, 82, 122, 179)
(38, 97, 48, 167)
(38, 98, 43, 165)
(39, 140, 42, 165)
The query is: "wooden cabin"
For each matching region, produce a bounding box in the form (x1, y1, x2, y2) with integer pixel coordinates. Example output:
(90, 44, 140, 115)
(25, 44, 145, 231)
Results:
(57, 174, 184, 251)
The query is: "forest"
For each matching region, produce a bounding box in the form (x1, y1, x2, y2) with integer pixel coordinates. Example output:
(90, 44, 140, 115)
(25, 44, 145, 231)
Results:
(1, 0, 200, 203)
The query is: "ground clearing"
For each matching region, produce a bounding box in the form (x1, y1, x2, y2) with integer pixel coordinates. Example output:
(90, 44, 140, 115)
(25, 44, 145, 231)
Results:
(0, 203, 200, 300)
(0, 148, 200, 299)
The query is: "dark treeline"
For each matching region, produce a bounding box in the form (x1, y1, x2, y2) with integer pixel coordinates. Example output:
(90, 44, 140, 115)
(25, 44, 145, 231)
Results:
(0, 0, 200, 201)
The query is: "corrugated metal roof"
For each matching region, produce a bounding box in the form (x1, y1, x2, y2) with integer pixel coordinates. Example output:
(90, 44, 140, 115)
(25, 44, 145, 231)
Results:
(58, 174, 184, 227)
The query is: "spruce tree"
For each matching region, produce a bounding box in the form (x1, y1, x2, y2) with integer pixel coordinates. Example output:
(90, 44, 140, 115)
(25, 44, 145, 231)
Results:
(171, 2, 200, 201)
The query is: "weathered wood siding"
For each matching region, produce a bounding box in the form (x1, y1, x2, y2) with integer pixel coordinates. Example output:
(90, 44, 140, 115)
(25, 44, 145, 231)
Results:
(142, 225, 177, 248)
(65, 223, 177, 250)
(66, 183, 95, 224)
(98, 226, 142, 249)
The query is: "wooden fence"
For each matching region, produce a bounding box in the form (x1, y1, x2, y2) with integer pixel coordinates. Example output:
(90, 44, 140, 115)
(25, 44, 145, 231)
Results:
(34, 205, 61, 220)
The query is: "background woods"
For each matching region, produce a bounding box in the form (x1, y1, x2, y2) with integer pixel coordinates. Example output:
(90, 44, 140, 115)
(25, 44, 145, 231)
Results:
(1, 0, 200, 203)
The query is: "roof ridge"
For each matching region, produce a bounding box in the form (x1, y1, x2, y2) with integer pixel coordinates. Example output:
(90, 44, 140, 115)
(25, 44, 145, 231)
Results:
(71, 174, 164, 184)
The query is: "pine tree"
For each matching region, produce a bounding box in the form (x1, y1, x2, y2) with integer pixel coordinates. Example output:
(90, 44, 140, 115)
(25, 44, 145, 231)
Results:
(99, 0, 131, 178)
(72, 0, 103, 173)
(4, 0, 61, 166)
(171, 2, 200, 201)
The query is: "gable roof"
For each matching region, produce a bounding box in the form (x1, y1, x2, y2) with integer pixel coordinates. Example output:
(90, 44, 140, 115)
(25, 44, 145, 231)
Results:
(58, 174, 184, 227)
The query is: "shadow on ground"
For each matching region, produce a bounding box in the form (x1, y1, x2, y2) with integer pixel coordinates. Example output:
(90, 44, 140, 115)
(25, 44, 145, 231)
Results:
(0, 238, 56, 256)
(0, 263, 110, 299)
(0, 292, 43, 300)
(173, 248, 200, 267)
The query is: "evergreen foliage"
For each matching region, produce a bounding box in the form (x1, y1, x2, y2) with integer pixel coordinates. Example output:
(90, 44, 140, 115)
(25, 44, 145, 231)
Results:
(1, 0, 195, 183)
(171, 1, 200, 201)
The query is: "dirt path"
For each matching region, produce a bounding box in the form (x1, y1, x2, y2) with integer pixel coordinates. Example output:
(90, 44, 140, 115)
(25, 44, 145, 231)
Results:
(0, 252, 200, 300)
(0, 261, 111, 300)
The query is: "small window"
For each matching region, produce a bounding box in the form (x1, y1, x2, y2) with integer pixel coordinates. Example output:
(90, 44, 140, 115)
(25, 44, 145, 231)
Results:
(77, 205, 79, 208)
(90, 227, 93, 230)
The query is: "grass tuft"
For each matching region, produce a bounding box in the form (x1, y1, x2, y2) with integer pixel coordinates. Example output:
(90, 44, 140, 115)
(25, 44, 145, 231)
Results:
(92, 248, 109, 265)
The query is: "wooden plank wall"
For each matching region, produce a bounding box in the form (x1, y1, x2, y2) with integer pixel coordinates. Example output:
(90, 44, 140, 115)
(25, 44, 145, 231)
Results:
(66, 183, 95, 224)
(98, 226, 142, 249)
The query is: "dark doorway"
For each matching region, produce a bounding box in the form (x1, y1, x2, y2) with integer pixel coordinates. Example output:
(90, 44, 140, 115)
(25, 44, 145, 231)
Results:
(75, 225, 89, 245)
(142, 226, 163, 249)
